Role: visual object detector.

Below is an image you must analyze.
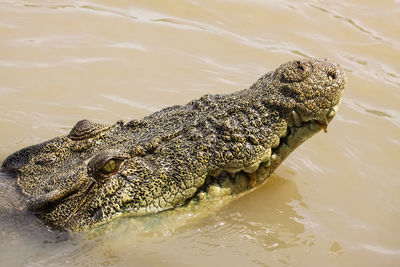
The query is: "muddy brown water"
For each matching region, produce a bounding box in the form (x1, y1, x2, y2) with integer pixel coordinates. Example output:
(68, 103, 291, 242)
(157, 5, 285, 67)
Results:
(0, 1, 399, 266)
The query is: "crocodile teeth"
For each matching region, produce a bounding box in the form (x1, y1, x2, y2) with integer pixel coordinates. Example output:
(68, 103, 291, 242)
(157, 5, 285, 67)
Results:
(292, 110, 302, 127)
(271, 134, 280, 148)
(260, 148, 272, 162)
(326, 107, 336, 119)
(318, 116, 329, 133)
(243, 161, 261, 173)
(209, 169, 222, 177)
(226, 167, 243, 174)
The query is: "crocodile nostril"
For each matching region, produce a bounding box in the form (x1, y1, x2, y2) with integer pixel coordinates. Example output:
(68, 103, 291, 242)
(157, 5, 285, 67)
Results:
(280, 60, 310, 83)
(296, 61, 305, 72)
(327, 70, 337, 80)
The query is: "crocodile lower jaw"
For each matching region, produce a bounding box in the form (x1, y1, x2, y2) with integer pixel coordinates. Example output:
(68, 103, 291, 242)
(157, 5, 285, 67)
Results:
(195, 103, 341, 201)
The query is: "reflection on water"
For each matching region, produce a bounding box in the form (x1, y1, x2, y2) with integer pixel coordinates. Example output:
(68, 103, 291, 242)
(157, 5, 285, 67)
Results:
(1, 0, 399, 266)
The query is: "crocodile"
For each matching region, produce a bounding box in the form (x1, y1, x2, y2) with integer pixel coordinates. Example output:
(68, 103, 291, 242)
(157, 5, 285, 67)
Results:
(1, 58, 346, 231)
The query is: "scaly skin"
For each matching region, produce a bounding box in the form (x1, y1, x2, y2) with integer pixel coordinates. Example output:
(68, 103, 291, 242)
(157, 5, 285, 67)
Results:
(1, 58, 346, 230)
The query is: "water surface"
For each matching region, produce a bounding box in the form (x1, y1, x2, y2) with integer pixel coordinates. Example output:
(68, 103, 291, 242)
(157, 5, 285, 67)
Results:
(0, 0, 399, 266)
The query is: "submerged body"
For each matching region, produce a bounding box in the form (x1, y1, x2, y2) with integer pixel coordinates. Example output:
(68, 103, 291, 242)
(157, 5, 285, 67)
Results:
(2, 58, 346, 231)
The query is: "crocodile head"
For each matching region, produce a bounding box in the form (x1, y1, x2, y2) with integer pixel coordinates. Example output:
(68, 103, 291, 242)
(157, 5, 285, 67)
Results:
(2, 58, 346, 230)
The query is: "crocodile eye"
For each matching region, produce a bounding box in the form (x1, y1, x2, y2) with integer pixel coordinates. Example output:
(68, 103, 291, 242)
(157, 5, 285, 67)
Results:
(102, 159, 116, 174)
(87, 150, 130, 182)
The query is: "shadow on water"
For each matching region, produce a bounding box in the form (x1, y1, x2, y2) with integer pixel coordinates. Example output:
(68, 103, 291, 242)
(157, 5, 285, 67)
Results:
(176, 174, 313, 252)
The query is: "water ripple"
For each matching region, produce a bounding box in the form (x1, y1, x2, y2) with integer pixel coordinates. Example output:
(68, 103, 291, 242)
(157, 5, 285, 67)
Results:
(6, 1, 300, 53)
(309, 1, 400, 47)
(0, 57, 115, 68)
(100, 94, 159, 112)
